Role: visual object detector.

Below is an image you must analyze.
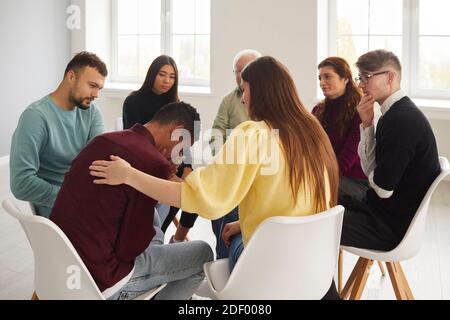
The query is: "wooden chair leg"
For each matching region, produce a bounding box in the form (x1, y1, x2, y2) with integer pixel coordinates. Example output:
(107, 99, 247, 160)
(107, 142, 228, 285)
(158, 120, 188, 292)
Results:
(349, 259, 373, 300)
(341, 257, 366, 299)
(377, 261, 386, 276)
(386, 262, 408, 300)
(31, 291, 39, 300)
(338, 249, 343, 293)
(396, 262, 414, 300)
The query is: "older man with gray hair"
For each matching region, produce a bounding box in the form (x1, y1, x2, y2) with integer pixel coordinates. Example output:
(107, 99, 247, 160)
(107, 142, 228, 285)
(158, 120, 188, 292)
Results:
(209, 49, 262, 155)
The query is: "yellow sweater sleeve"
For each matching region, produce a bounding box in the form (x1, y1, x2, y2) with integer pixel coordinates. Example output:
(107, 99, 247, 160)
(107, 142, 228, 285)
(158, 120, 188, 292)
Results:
(181, 121, 269, 220)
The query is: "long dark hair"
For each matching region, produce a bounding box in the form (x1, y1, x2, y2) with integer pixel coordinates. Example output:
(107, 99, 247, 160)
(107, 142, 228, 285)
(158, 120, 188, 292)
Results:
(241, 56, 339, 211)
(132, 55, 179, 102)
(314, 57, 362, 138)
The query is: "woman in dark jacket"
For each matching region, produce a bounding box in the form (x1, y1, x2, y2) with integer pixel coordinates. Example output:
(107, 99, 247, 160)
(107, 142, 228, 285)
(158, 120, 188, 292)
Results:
(123, 55, 197, 238)
(123, 55, 179, 129)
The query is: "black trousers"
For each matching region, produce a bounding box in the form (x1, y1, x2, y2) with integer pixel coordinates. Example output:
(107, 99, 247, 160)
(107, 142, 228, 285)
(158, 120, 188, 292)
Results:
(321, 280, 340, 300)
(161, 207, 198, 232)
(339, 195, 400, 251)
(161, 163, 199, 232)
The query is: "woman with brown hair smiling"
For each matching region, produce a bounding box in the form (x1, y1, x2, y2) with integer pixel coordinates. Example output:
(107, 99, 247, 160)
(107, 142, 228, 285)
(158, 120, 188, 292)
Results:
(314, 56, 368, 200)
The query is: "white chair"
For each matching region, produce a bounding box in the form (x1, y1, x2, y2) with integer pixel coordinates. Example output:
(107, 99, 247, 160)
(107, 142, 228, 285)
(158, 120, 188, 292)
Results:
(0, 155, 36, 216)
(8, 199, 36, 215)
(19, 201, 36, 216)
(2, 199, 165, 300)
(340, 156, 450, 300)
(203, 205, 345, 300)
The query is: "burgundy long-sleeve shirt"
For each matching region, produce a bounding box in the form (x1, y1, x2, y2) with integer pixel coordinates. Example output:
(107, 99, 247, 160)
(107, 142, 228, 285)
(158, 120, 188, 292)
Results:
(312, 102, 366, 180)
(50, 124, 170, 291)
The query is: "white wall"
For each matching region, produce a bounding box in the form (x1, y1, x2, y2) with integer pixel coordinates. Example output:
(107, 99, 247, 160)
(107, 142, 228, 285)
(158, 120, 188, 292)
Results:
(0, 0, 71, 156)
(85, 0, 450, 160)
(95, 0, 319, 143)
(429, 119, 450, 159)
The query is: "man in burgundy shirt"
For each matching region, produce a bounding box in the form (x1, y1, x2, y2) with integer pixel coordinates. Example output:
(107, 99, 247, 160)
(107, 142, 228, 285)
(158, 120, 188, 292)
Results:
(50, 102, 213, 300)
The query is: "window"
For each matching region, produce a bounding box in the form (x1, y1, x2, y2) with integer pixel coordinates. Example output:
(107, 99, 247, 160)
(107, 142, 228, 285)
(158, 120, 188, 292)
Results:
(112, 0, 211, 87)
(415, 0, 450, 94)
(326, 0, 450, 99)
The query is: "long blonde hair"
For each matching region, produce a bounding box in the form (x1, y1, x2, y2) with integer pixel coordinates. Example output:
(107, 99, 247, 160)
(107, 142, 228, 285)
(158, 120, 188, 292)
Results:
(241, 56, 339, 211)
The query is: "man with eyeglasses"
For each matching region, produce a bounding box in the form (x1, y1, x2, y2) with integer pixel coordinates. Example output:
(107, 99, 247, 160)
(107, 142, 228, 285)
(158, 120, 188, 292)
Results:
(340, 49, 440, 251)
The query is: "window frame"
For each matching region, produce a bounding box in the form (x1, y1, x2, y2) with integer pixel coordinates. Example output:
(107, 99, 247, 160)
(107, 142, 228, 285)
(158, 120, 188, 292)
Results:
(327, 0, 450, 100)
(111, 0, 211, 87)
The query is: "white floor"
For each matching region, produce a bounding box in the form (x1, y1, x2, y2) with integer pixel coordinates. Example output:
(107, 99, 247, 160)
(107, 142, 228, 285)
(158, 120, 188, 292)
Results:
(1, 155, 450, 299)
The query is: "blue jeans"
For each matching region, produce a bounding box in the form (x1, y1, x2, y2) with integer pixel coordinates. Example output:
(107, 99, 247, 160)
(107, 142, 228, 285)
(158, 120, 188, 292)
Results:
(228, 233, 244, 272)
(108, 240, 213, 300)
(211, 207, 239, 259)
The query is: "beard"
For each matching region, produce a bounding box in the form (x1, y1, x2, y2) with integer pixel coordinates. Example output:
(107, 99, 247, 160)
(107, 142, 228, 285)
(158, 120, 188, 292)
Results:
(70, 95, 93, 110)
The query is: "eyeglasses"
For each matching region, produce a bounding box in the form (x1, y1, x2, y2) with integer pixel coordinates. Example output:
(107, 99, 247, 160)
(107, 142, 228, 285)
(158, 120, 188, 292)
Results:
(355, 71, 390, 84)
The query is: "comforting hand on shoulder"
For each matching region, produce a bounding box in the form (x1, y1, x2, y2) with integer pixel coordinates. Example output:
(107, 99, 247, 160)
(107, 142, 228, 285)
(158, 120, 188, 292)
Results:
(89, 155, 131, 185)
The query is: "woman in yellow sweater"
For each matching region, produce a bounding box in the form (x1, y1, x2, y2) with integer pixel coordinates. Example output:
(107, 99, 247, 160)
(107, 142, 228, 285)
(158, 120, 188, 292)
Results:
(89, 56, 339, 271)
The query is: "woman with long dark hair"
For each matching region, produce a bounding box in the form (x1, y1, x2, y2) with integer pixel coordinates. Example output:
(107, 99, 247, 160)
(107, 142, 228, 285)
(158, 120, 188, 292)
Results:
(313, 57, 368, 200)
(122, 55, 197, 239)
(90, 56, 340, 296)
(122, 55, 179, 129)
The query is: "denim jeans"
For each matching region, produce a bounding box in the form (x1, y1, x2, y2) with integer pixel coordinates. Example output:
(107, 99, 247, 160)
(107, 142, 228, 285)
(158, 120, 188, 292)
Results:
(211, 207, 239, 259)
(152, 203, 170, 245)
(155, 203, 171, 223)
(108, 240, 213, 300)
(228, 232, 244, 272)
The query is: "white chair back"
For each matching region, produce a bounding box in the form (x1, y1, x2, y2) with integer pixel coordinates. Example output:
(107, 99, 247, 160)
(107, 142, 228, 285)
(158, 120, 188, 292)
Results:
(205, 205, 344, 300)
(384, 156, 450, 261)
(2, 199, 164, 300)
